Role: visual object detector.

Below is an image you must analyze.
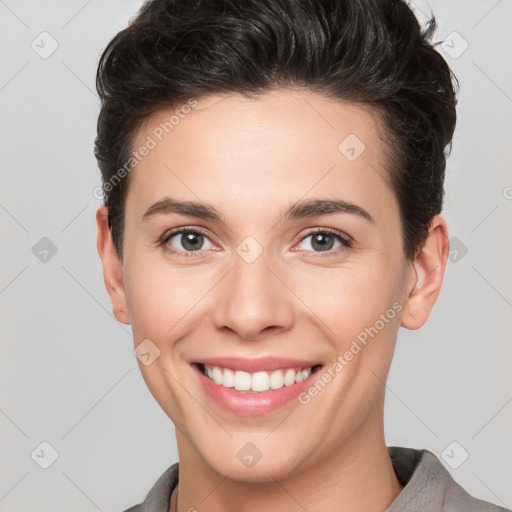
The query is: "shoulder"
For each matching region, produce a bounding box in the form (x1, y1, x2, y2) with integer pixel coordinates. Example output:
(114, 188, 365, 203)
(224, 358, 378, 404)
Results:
(121, 462, 179, 512)
(387, 446, 509, 512)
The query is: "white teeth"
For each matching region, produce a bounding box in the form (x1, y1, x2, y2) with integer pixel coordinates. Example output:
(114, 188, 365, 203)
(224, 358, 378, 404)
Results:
(212, 366, 223, 385)
(202, 364, 315, 392)
(222, 368, 235, 387)
(234, 370, 251, 391)
(251, 371, 270, 391)
(283, 369, 296, 386)
(302, 368, 311, 380)
(296, 368, 312, 382)
(269, 370, 284, 389)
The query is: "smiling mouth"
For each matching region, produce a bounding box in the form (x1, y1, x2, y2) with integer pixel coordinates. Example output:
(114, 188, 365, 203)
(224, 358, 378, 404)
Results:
(194, 362, 323, 393)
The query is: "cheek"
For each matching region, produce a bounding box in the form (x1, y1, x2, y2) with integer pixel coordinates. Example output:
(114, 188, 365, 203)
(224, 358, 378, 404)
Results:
(123, 258, 203, 345)
(123, 236, 407, 351)
(292, 262, 403, 340)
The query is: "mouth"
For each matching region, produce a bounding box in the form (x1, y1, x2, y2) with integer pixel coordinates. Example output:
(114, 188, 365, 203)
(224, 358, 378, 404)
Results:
(188, 356, 325, 416)
(193, 362, 323, 393)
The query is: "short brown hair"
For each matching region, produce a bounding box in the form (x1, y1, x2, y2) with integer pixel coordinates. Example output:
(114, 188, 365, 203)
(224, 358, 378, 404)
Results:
(94, 0, 458, 261)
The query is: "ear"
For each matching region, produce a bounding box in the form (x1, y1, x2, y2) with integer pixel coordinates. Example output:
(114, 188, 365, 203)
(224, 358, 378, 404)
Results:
(401, 215, 450, 330)
(96, 205, 131, 325)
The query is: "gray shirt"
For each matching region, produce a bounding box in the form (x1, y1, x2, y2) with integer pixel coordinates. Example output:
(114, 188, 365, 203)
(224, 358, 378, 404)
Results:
(123, 446, 509, 512)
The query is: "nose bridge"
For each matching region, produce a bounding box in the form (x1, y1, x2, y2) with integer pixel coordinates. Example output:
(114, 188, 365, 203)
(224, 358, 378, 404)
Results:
(213, 237, 294, 339)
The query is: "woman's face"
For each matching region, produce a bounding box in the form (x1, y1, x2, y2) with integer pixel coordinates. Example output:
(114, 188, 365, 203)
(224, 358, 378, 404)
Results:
(102, 90, 421, 480)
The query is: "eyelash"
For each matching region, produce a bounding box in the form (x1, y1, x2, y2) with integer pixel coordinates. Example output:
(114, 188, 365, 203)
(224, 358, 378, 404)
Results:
(159, 227, 353, 259)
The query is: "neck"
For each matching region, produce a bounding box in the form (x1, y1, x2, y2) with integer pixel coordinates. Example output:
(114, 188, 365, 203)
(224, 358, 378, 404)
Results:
(172, 413, 403, 512)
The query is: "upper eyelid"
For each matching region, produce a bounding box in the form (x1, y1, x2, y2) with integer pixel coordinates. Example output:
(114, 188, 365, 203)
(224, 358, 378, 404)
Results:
(163, 226, 214, 244)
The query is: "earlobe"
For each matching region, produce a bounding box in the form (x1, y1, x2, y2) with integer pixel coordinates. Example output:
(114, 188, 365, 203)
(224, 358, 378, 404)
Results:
(401, 215, 450, 330)
(95, 206, 131, 325)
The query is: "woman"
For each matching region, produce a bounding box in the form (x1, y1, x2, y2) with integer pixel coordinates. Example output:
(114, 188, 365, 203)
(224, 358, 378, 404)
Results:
(94, 0, 508, 510)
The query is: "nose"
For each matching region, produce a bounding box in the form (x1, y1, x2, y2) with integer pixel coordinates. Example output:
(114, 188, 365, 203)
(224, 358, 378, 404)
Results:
(212, 249, 295, 341)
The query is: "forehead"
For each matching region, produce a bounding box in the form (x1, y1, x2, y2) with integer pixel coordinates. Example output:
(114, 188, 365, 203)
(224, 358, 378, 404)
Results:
(126, 89, 395, 223)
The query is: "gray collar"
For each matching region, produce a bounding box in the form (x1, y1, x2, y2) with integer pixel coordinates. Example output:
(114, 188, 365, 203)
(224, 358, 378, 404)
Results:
(127, 446, 508, 512)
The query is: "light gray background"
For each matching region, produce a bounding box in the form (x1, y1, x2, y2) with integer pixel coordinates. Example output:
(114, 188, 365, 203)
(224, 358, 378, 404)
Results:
(0, 1, 511, 510)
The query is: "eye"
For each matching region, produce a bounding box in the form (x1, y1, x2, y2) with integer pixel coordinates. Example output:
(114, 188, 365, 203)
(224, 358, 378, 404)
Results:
(159, 227, 353, 259)
(295, 228, 352, 256)
(161, 228, 215, 258)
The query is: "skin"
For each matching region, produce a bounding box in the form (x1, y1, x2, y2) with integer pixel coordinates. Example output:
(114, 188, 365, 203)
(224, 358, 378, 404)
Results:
(96, 89, 449, 512)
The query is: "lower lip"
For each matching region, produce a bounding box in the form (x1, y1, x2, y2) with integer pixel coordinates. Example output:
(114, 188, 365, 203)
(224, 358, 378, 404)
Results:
(191, 364, 322, 417)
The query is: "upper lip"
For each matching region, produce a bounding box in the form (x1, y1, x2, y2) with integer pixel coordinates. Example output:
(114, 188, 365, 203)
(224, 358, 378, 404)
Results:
(191, 357, 322, 373)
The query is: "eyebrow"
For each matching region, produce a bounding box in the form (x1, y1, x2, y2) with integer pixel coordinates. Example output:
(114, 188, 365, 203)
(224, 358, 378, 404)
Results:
(142, 197, 375, 224)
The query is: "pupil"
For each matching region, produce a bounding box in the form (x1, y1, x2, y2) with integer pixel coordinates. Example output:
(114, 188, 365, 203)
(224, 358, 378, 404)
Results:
(180, 233, 334, 252)
(183, 233, 202, 251)
(312, 233, 333, 252)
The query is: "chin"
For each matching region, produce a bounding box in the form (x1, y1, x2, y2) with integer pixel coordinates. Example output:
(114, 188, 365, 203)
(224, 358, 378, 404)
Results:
(200, 444, 307, 482)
